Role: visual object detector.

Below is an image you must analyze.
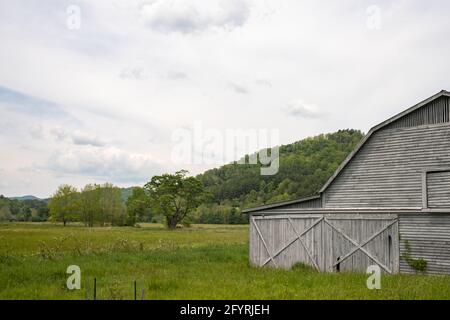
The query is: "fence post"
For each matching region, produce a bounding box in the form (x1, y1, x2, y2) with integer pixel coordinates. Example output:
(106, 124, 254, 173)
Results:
(93, 278, 97, 300)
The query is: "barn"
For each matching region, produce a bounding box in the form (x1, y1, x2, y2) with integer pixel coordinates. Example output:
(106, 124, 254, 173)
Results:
(243, 90, 450, 275)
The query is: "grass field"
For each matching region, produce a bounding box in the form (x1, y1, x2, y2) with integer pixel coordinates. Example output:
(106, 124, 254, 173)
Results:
(0, 222, 449, 300)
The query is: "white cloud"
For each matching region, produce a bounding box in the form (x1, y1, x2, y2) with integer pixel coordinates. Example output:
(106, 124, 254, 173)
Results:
(165, 71, 188, 80)
(29, 125, 44, 140)
(0, 169, 8, 188)
(119, 67, 148, 80)
(284, 100, 324, 119)
(48, 146, 164, 183)
(51, 127, 69, 142)
(50, 128, 106, 147)
(228, 82, 249, 94)
(255, 79, 272, 87)
(139, 0, 250, 33)
(71, 132, 107, 147)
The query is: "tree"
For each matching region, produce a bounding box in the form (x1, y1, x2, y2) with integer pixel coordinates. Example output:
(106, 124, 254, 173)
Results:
(144, 170, 206, 230)
(126, 187, 150, 226)
(48, 185, 79, 226)
(79, 184, 99, 227)
(47, 183, 125, 227)
(0, 206, 12, 221)
(98, 183, 124, 226)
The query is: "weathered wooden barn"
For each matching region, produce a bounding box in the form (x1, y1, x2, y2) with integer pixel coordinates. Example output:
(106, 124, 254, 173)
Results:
(244, 90, 450, 275)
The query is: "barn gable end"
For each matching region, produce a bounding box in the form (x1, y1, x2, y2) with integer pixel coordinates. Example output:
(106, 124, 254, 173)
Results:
(322, 91, 450, 209)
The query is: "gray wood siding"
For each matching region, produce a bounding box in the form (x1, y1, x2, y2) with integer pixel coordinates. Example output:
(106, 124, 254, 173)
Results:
(427, 171, 450, 208)
(280, 198, 322, 209)
(250, 213, 399, 273)
(399, 214, 450, 275)
(385, 96, 449, 129)
(323, 123, 450, 208)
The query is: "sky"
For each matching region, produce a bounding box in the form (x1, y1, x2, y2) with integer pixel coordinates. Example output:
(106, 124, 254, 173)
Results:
(1, 0, 450, 198)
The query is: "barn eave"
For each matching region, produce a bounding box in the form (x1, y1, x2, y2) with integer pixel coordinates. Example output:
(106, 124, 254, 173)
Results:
(246, 207, 450, 216)
(242, 195, 321, 213)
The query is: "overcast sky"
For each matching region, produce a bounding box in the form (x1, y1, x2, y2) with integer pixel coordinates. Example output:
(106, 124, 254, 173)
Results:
(1, 0, 450, 198)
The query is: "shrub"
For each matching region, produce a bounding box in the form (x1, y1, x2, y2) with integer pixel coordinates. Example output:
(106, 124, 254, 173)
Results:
(401, 240, 428, 273)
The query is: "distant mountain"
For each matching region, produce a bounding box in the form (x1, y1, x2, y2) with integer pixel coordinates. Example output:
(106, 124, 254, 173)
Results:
(120, 187, 135, 202)
(8, 195, 42, 201)
(6, 188, 136, 204)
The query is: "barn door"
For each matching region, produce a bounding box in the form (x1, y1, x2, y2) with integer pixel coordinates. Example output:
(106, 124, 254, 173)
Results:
(250, 214, 399, 273)
(323, 216, 399, 273)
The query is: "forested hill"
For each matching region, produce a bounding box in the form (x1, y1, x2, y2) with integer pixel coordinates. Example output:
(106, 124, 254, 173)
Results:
(0, 195, 49, 222)
(196, 129, 364, 209)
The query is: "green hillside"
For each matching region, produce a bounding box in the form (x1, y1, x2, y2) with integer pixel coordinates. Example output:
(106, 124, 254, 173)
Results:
(194, 129, 364, 223)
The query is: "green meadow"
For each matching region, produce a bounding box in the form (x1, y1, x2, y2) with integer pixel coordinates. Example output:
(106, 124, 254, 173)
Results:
(0, 223, 449, 300)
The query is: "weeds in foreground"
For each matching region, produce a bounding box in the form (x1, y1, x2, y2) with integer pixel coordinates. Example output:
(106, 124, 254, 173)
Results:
(0, 223, 449, 300)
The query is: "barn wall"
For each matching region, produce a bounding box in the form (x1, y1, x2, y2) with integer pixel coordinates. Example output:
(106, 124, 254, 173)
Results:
(323, 123, 450, 208)
(427, 171, 450, 208)
(250, 213, 399, 273)
(385, 96, 449, 130)
(271, 198, 322, 210)
(399, 213, 450, 275)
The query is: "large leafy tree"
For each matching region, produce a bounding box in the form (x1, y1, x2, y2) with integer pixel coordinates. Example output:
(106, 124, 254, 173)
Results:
(48, 185, 79, 226)
(144, 170, 206, 229)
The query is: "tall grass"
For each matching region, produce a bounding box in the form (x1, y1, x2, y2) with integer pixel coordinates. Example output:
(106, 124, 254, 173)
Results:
(0, 223, 449, 300)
